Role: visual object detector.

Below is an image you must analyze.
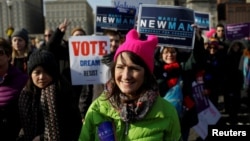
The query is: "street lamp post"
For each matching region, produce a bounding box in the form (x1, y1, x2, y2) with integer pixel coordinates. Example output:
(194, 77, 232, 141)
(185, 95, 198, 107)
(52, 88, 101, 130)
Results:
(6, 0, 13, 26)
(6, 0, 13, 41)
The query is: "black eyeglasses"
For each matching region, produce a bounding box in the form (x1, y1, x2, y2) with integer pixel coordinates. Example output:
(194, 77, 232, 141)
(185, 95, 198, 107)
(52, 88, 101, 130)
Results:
(0, 50, 5, 56)
(44, 34, 51, 37)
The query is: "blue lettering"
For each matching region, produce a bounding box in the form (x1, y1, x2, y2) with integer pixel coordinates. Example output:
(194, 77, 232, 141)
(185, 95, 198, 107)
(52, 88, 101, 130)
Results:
(116, 17, 122, 24)
(97, 16, 134, 25)
(187, 24, 193, 31)
(177, 23, 185, 31)
(195, 17, 209, 25)
(80, 60, 101, 66)
(168, 22, 176, 30)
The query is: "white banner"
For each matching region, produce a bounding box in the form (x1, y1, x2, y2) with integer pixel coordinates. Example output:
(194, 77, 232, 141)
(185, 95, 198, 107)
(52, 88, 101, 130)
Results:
(192, 100, 221, 140)
(68, 36, 110, 85)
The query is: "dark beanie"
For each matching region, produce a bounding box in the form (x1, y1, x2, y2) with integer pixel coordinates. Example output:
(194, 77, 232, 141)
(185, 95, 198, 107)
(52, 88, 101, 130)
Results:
(28, 49, 59, 79)
(11, 28, 29, 44)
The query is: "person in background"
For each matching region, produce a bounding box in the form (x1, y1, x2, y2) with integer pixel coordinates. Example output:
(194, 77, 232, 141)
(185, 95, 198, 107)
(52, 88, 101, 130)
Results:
(45, 19, 93, 120)
(71, 27, 86, 36)
(29, 36, 39, 52)
(0, 37, 28, 140)
(214, 23, 230, 51)
(214, 23, 230, 76)
(154, 25, 205, 141)
(240, 41, 250, 115)
(79, 29, 181, 141)
(92, 29, 122, 101)
(39, 28, 54, 49)
(203, 37, 226, 109)
(154, 46, 183, 119)
(224, 40, 245, 125)
(18, 49, 82, 141)
(35, 37, 42, 49)
(11, 28, 32, 73)
(99, 29, 122, 67)
(181, 26, 207, 141)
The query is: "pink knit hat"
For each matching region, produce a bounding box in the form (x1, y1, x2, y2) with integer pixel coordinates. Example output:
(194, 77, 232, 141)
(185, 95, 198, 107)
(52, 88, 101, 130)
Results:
(114, 29, 158, 73)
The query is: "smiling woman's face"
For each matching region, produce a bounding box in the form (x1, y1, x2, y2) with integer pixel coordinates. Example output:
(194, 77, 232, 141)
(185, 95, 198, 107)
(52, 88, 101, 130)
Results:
(161, 47, 177, 64)
(114, 52, 145, 96)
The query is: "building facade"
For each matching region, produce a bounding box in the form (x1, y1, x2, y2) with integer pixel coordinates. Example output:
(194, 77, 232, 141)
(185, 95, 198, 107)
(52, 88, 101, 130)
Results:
(0, 0, 44, 39)
(0, 0, 93, 40)
(218, 0, 250, 24)
(44, 0, 93, 38)
(1, 0, 248, 40)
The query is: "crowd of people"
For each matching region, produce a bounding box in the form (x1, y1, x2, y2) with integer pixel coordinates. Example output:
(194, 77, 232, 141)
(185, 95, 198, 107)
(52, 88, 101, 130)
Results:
(0, 18, 250, 141)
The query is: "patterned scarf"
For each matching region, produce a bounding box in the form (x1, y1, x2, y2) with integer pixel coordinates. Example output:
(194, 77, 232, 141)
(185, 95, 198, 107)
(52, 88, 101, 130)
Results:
(117, 90, 158, 122)
(40, 83, 60, 141)
(18, 89, 41, 141)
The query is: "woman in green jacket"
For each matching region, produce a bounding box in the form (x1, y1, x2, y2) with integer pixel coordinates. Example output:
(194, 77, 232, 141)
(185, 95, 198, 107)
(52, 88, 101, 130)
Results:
(78, 29, 181, 141)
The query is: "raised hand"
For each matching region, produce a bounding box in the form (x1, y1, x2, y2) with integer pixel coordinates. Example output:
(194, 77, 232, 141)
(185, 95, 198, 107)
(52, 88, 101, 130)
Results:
(59, 18, 70, 32)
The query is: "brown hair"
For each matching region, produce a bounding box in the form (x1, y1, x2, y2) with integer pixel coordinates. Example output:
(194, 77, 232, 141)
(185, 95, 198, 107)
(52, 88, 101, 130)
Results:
(71, 27, 86, 36)
(105, 52, 158, 108)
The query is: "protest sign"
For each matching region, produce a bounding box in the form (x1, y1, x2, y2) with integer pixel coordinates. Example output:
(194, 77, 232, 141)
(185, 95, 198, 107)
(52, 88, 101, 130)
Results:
(95, 6, 136, 35)
(192, 81, 209, 113)
(193, 100, 221, 140)
(194, 11, 210, 31)
(192, 80, 221, 140)
(226, 22, 250, 40)
(137, 4, 195, 49)
(68, 36, 110, 85)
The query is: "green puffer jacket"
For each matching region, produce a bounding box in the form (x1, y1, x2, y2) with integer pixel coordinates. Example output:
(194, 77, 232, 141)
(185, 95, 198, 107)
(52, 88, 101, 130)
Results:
(78, 93, 181, 141)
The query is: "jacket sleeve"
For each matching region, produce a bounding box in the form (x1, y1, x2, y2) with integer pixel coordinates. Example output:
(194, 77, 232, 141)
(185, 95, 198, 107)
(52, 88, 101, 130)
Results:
(78, 109, 96, 141)
(164, 105, 182, 141)
(78, 96, 104, 141)
(79, 94, 112, 141)
(45, 28, 69, 61)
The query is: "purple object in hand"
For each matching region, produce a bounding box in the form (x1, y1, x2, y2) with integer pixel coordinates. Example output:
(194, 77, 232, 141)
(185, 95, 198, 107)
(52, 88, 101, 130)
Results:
(98, 121, 116, 141)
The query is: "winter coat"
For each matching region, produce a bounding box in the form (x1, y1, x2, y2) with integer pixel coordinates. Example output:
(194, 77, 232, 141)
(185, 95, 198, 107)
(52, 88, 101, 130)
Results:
(224, 40, 244, 92)
(79, 93, 181, 141)
(18, 76, 82, 141)
(0, 65, 28, 140)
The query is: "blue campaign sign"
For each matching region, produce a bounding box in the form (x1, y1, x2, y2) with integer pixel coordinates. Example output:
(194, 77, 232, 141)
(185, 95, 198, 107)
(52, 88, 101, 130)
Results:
(226, 22, 250, 40)
(194, 11, 210, 31)
(96, 6, 136, 35)
(137, 4, 195, 49)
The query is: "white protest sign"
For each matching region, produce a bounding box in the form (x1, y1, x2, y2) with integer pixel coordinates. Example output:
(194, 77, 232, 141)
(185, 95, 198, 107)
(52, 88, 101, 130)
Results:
(68, 36, 110, 85)
(192, 100, 221, 140)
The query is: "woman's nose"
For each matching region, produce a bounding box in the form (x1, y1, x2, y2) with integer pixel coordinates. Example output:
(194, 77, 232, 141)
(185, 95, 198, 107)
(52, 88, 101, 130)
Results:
(38, 73, 45, 79)
(122, 68, 131, 79)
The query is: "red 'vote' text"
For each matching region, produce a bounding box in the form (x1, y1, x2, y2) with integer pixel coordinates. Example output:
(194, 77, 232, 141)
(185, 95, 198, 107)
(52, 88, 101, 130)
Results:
(71, 41, 108, 56)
